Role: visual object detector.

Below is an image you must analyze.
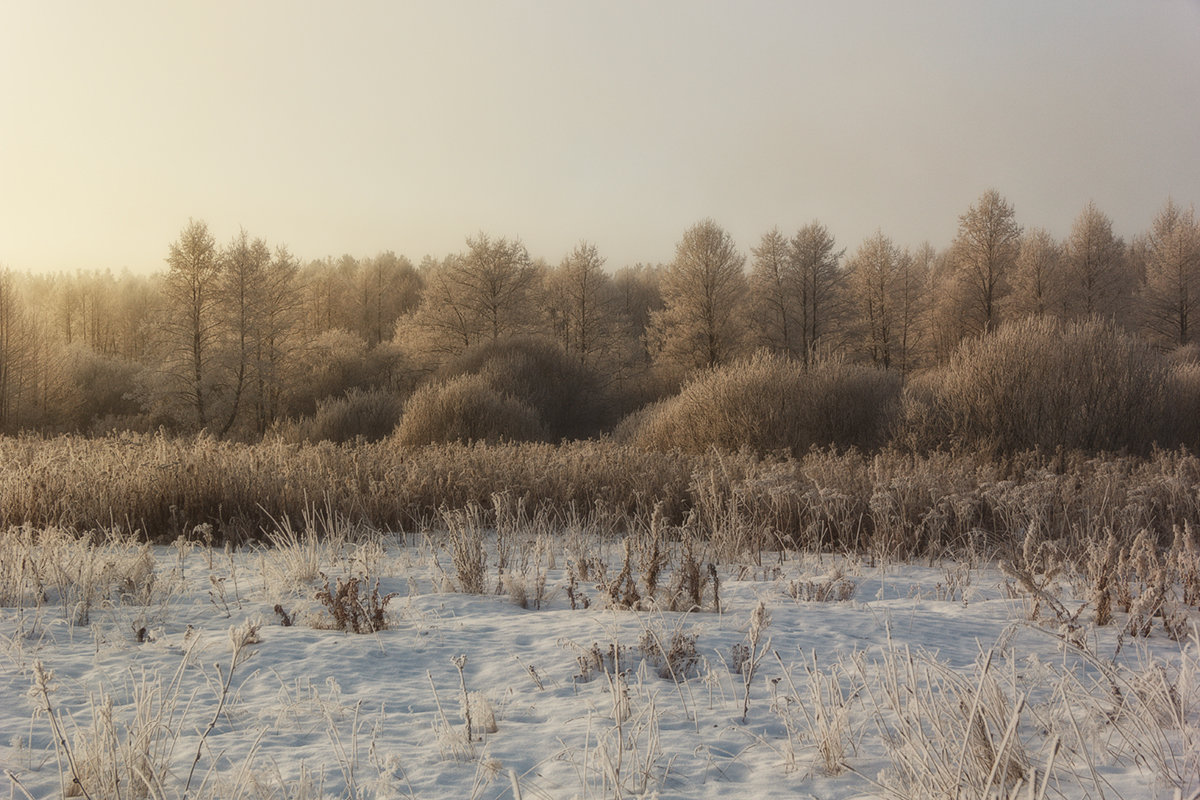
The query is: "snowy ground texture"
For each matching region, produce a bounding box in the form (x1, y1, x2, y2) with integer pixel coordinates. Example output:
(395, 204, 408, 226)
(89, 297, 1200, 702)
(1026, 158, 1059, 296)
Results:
(1, 526, 1198, 800)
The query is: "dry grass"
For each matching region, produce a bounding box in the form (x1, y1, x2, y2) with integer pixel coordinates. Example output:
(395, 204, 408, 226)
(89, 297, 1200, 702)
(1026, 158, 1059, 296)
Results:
(0, 526, 161, 626)
(29, 618, 262, 800)
(5, 434, 1200, 580)
(0, 434, 694, 542)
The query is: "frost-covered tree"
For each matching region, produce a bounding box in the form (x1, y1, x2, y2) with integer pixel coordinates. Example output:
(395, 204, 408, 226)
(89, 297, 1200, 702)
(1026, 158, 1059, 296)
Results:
(845, 232, 909, 370)
(161, 219, 221, 427)
(217, 229, 272, 435)
(747, 222, 843, 364)
(400, 234, 539, 364)
(1062, 202, 1132, 323)
(1005, 228, 1065, 320)
(748, 227, 797, 356)
(649, 219, 747, 373)
(948, 189, 1021, 335)
(543, 241, 633, 375)
(1140, 198, 1200, 347)
(357, 251, 421, 348)
(790, 221, 844, 364)
(0, 270, 34, 430)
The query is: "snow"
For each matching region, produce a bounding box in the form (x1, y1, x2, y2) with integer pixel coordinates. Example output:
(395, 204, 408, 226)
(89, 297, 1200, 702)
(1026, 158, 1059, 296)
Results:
(1, 534, 1197, 799)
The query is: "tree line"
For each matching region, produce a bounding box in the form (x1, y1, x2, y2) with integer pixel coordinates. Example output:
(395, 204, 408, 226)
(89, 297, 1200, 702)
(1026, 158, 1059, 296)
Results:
(0, 190, 1197, 440)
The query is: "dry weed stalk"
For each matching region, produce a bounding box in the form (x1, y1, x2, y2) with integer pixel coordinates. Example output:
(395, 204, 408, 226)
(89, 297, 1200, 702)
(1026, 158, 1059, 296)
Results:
(597, 539, 642, 610)
(30, 617, 260, 800)
(738, 601, 772, 723)
(314, 573, 397, 633)
(638, 624, 701, 681)
(665, 539, 719, 613)
(855, 644, 1030, 799)
(443, 505, 488, 594)
(772, 651, 856, 776)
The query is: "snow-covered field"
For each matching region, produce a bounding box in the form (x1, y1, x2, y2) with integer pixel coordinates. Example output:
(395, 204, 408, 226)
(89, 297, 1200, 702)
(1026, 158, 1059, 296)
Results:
(1, 524, 1197, 799)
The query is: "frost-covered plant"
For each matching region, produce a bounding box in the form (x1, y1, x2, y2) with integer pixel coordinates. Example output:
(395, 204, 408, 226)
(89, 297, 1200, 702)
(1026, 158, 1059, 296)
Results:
(597, 539, 641, 610)
(30, 618, 261, 800)
(314, 573, 396, 633)
(786, 569, 856, 603)
(638, 624, 700, 681)
(772, 651, 855, 776)
(443, 506, 487, 595)
(862, 647, 1029, 800)
(13, 528, 161, 626)
(664, 539, 719, 613)
(738, 601, 772, 723)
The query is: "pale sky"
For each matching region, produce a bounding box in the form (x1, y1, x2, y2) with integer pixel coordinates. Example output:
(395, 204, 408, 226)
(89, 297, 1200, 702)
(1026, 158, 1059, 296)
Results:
(2, 1, 1198, 274)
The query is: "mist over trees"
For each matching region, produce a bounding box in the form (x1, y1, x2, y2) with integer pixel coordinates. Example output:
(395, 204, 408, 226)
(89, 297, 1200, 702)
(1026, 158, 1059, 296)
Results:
(1, 190, 1199, 454)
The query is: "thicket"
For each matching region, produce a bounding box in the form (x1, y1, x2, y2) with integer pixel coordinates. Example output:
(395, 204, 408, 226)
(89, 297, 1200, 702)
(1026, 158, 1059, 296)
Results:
(438, 335, 614, 440)
(286, 387, 404, 444)
(394, 374, 548, 446)
(900, 317, 1181, 455)
(3, 194, 1198, 447)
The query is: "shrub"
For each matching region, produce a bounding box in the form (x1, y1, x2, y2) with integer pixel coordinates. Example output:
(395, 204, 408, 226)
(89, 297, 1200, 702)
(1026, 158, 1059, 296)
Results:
(286, 330, 409, 417)
(441, 335, 610, 439)
(297, 387, 404, 443)
(1164, 360, 1200, 450)
(900, 317, 1170, 455)
(395, 374, 547, 446)
(620, 351, 899, 455)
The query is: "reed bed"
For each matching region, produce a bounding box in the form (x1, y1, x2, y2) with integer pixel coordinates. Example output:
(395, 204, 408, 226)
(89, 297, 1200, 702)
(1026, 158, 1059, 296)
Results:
(3, 433, 1200, 565)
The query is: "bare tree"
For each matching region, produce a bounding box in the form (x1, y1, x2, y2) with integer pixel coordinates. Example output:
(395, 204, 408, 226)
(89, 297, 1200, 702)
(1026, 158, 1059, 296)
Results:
(1139, 198, 1200, 348)
(948, 189, 1021, 335)
(463, 234, 539, 343)
(845, 232, 909, 369)
(612, 263, 664, 366)
(543, 241, 632, 374)
(400, 234, 539, 365)
(357, 251, 421, 347)
(791, 221, 844, 364)
(1062, 202, 1133, 323)
(649, 219, 747, 373)
(748, 222, 844, 364)
(301, 256, 358, 336)
(113, 270, 157, 363)
(162, 219, 221, 427)
(0, 270, 34, 430)
(251, 245, 302, 431)
(895, 242, 932, 376)
(924, 248, 974, 365)
(217, 229, 272, 435)
(748, 227, 799, 356)
(1004, 228, 1065, 320)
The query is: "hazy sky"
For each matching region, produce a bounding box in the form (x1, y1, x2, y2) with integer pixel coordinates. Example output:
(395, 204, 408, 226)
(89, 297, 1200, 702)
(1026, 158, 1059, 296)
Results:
(2, 1, 1198, 274)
